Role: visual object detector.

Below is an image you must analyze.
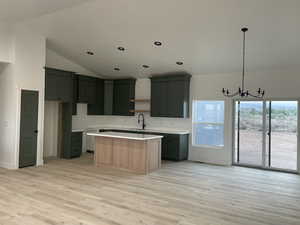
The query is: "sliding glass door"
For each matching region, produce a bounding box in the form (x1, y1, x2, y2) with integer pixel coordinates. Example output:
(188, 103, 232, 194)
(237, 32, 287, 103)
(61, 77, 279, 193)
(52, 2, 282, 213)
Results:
(235, 101, 264, 166)
(268, 101, 298, 170)
(234, 100, 298, 172)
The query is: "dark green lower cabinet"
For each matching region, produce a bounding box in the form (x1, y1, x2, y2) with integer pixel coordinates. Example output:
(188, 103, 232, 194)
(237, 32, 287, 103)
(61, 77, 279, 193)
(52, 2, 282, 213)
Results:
(71, 132, 83, 158)
(162, 134, 189, 161)
(98, 129, 189, 161)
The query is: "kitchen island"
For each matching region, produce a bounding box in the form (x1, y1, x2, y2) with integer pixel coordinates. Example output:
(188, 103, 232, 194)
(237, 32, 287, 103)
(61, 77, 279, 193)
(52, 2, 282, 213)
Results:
(86, 132, 163, 174)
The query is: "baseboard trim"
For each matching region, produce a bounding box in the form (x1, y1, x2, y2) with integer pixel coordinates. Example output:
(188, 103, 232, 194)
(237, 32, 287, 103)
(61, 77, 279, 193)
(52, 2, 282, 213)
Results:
(0, 161, 18, 170)
(37, 159, 44, 167)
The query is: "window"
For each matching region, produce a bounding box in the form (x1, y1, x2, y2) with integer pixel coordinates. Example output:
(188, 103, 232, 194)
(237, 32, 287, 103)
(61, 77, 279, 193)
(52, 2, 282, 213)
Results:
(192, 101, 225, 147)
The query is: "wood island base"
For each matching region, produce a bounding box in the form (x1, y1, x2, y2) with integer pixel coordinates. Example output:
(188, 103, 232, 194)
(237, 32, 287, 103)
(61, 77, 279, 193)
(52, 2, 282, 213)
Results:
(94, 136, 162, 174)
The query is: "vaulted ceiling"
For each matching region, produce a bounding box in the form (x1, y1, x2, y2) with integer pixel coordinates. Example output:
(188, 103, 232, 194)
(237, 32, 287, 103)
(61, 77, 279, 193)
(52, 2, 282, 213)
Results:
(0, 0, 89, 22)
(7, 0, 300, 78)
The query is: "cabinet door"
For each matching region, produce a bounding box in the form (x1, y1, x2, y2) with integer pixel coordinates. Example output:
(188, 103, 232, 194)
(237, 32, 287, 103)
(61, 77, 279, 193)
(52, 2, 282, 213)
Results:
(113, 79, 135, 116)
(45, 69, 73, 102)
(78, 77, 88, 103)
(57, 74, 72, 102)
(167, 80, 185, 117)
(161, 134, 169, 159)
(113, 138, 129, 169)
(62, 103, 72, 159)
(104, 80, 114, 115)
(165, 134, 180, 160)
(96, 137, 113, 165)
(78, 76, 94, 103)
(72, 75, 78, 115)
(179, 134, 189, 160)
(151, 74, 191, 118)
(128, 140, 146, 172)
(87, 79, 104, 115)
(151, 81, 168, 117)
(71, 132, 82, 158)
(45, 72, 59, 100)
(86, 78, 97, 104)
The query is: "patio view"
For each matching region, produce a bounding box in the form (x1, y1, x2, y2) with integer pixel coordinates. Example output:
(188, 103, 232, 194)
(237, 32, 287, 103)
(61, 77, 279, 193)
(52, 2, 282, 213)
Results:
(235, 101, 297, 171)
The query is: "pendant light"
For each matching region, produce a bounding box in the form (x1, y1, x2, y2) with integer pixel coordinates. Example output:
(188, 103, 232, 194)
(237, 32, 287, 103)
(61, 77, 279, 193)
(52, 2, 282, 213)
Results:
(222, 27, 265, 98)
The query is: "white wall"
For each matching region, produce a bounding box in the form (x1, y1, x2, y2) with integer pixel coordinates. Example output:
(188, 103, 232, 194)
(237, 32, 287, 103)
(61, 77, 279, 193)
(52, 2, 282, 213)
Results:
(0, 22, 13, 63)
(13, 25, 46, 168)
(0, 24, 14, 168)
(0, 63, 18, 169)
(189, 70, 300, 166)
(0, 25, 46, 169)
(46, 48, 96, 76)
(72, 70, 300, 166)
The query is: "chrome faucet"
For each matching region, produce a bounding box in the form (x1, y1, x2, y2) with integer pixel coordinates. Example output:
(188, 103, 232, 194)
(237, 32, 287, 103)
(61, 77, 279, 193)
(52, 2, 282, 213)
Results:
(138, 113, 146, 130)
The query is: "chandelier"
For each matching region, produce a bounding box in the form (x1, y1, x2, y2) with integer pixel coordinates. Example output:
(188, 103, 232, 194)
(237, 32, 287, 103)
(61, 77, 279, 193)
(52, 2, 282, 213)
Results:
(222, 27, 265, 98)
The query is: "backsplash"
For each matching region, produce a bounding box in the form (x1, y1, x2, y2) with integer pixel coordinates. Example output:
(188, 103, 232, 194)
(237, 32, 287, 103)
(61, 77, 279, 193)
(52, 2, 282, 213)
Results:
(72, 103, 191, 131)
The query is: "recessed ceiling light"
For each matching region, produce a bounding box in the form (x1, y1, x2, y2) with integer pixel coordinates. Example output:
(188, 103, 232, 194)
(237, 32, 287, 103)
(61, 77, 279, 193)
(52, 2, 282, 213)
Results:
(114, 67, 120, 71)
(86, 51, 94, 55)
(117, 46, 125, 51)
(142, 65, 149, 68)
(176, 61, 183, 65)
(154, 41, 162, 46)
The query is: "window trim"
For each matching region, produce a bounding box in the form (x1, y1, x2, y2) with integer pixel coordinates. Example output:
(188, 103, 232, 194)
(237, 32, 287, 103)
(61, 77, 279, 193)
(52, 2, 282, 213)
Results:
(192, 100, 225, 148)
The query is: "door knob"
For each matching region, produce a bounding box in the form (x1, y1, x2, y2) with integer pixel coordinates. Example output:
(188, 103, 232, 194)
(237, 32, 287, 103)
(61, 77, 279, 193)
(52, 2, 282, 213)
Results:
(34, 130, 38, 133)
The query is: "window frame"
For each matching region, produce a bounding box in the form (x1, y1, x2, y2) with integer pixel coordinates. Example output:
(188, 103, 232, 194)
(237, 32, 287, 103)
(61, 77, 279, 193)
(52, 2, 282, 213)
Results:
(192, 100, 225, 149)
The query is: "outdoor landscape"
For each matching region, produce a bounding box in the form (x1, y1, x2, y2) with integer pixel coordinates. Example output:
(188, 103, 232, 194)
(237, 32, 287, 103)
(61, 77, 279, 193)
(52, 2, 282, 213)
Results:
(236, 101, 297, 170)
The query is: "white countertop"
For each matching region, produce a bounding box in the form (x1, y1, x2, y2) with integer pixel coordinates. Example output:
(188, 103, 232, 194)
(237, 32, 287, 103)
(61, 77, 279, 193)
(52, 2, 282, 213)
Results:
(93, 126, 190, 135)
(72, 129, 84, 133)
(87, 131, 163, 141)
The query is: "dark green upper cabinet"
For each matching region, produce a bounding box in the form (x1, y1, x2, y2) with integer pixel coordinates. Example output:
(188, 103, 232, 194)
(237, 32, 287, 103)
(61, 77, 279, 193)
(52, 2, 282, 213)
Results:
(151, 79, 168, 117)
(78, 75, 97, 104)
(87, 78, 104, 115)
(151, 74, 191, 118)
(113, 79, 136, 116)
(104, 80, 114, 115)
(72, 75, 78, 115)
(45, 68, 73, 102)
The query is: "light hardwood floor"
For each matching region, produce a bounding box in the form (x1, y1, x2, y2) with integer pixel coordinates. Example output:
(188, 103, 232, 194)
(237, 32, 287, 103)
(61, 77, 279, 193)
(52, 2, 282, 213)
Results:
(0, 154, 300, 225)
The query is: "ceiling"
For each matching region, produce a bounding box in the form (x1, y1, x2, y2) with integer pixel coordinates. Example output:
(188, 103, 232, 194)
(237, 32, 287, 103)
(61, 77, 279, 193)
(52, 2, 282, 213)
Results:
(0, 0, 88, 22)
(17, 0, 300, 78)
